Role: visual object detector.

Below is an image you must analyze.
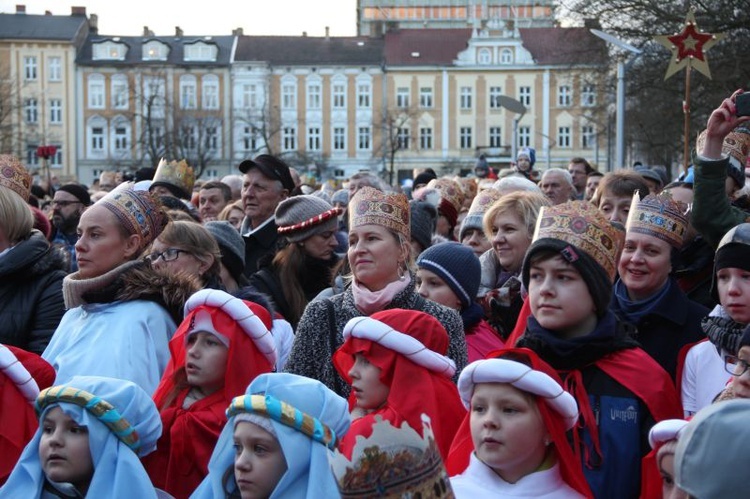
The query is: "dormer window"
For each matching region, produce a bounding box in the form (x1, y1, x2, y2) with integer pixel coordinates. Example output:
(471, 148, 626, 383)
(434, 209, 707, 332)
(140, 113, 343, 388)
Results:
(500, 48, 514, 64)
(184, 42, 217, 62)
(143, 41, 169, 61)
(478, 48, 492, 65)
(92, 41, 127, 61)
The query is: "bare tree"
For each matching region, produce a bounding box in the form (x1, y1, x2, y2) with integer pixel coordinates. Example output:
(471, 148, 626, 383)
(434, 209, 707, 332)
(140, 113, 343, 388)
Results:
(375, 105, 421, 185)
(0, 62, 20, 154)
(234, 74, 283, 158)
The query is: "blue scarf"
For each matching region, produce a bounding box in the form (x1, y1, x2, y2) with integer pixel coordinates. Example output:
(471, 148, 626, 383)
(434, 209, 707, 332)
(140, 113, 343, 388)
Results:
(613, 278, 671, 325)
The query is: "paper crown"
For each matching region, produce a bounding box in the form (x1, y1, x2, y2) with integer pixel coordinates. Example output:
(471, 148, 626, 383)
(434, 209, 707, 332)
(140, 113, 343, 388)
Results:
(0, 155, 31, 201)
(329, 415, 454, 498)
(626, 192, 688, 248)
(427, 177, 464, 215)
(532, 201, 624, 282)
(349, 186, 410, 241)
(697, 127, 750, 170)
(152, 158, 195, 199)
(99, 184, 168, 249)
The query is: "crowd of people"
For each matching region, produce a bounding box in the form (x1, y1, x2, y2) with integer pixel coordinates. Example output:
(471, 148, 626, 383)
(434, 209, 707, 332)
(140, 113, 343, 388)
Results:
(1, 91, 750, 498)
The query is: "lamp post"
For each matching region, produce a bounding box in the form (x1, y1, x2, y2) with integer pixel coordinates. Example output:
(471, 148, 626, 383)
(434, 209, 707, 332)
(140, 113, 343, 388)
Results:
(496, 95, 527, 164)
(590, 29, 641, 170)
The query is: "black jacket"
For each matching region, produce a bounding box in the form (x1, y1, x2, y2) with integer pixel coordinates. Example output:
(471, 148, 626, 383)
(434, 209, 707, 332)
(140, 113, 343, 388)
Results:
(0, 230, 66, 354)
(242, 219, 280, 277)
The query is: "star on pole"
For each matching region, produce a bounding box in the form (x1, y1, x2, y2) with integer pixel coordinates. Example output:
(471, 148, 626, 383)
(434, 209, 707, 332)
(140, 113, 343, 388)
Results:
(655, 10, 724, 80)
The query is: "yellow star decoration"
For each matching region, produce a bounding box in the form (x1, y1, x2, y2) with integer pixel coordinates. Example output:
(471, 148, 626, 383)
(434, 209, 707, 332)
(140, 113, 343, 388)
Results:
(655, 10, 724, 80)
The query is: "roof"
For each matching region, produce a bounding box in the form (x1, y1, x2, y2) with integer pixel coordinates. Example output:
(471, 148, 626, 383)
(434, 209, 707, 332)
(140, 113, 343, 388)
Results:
(519, 27, 607, 66)
(77, 35, 235, 66)
(234, 36, 384, 66)
(384, 29, 472, 66)
(0, 13, 87, 41)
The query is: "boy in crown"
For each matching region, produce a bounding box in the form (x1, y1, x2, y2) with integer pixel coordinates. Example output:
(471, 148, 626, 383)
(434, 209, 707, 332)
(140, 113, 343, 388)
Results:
(514, 201, 681, 498)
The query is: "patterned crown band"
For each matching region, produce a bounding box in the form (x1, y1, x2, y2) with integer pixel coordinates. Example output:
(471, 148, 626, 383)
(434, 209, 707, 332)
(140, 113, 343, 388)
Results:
(350, 187, 410, 241)
(227, 394, 337, 450)
(277, 206, 343, 235)
(468, 188, 501, 215)
(99, 187, 166, 248)
(697, 128, 750, 168)
(0, 155, 32, 201)
(36, 386, 141, 452)
(427, 178, 464, 213)
(626, 193, 687, 248)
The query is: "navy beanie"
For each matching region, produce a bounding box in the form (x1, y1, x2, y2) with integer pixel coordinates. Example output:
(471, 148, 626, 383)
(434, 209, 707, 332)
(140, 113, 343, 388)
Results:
(410, 200, 437, 252)
(416, 241, 481, 310)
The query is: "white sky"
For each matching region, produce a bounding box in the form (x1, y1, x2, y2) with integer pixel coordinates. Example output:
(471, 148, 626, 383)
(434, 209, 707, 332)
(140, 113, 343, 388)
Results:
(0, 0, 358, 37)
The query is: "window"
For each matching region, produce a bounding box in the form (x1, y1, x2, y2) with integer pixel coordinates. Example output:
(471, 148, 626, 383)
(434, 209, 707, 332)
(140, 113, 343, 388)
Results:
(460, 127, 472, 149)
(111, 74, 128, 109)
(142, 41, 168, 61)
(500, 48, 513, 64)
(558, 126, 571, 147)
(558, 85, 571, 107)
(242, 84, 257, 109)
(332, 83, 346, 109)
(489, 86, 503, 109)
(282, 84, 296, 109)
(182, 126, 197, 150)
(24, 56, 37, 80)
(92, 42, 126, 60)
(333, 127, 346, 151)
(241, 126, 257, 152)
(48, 57, 61, 82)
(489, 126, 502, 147)
(518, 126, 530, 147)
(582, 125, 595, 149)
(581, 85, 596, 107)
(519, 86, 531, 107)
(282, 127, 296, 151)
(26, 144, 39, 167)
(184, 42, 217, 62)
(420, 127, 433, 149)
(91, 127, 105, 151)
(460, 86, 472, 110)
(49, 99, 62, 124)
(397, 127, 410, 149)
(397, 87, 410, 108)
(180, 76, 197, 109)
(307, 84, 321, 109)
(419, 87, 433, 108)
(49, 145, 62, 167)
(478, 48, 491, 65)
(114, 126, 128, 151)
(307, 127, 321, 151)
(24, 99, 38, 123)
(88, 74, 105, 109)
(357, 84, 371, 108)
(205, 127, 219, 151)
(357, 126, 371, 150)
(202, 75, 219, 110)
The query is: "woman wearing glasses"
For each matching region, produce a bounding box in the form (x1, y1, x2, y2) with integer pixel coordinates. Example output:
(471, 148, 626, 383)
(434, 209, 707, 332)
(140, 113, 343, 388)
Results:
(42, 185, 199, 394)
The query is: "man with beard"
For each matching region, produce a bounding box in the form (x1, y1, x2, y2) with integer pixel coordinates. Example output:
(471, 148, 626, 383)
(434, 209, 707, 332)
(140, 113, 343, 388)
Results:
(50, 184, 90, 272)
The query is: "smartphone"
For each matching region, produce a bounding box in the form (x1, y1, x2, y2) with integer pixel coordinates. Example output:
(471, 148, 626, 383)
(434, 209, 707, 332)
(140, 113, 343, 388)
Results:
(737, 92, 750, 117)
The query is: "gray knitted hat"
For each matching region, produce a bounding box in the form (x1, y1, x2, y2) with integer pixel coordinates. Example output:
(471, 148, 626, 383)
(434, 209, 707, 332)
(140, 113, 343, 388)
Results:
(205, 221, 246, 280)
(331, 189, 349, 206)
(275, 195, 341, 243)
(409, 200, 437, 252)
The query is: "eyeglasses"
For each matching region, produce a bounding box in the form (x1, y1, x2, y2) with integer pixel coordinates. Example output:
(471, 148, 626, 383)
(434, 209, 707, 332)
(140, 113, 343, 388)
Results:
(145, 248, 190, 263)
(724, 354, 750, 376)
(51, 200, 82, 208)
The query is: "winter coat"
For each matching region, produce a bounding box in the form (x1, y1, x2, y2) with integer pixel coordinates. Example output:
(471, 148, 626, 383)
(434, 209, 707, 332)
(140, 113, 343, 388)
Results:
(477, 249, 524, 340)
(0, 230, 66, 354)
(241, 218, 280, 276)
(284, 278, 468, 397)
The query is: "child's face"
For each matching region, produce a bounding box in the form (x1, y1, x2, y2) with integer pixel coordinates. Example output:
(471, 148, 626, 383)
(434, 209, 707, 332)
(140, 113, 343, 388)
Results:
(233, 421, 287, 499)
(516, 156, 531, 172)
(39, 407, 94, 491)
(416, 268, 462, 311)
(659, 453, 689, 499)
(529, 254, 597, 339)
(618, 232, 672, 301)
(186, 331, 229, 396)
(716, 267, 750, 324)
(348, 353, 389, 411)
(469, 383, 548, 484)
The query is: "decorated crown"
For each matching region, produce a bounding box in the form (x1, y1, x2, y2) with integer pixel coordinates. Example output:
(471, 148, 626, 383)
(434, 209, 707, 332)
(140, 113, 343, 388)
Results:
(329, 415, 454, 498)
(153, 158, 195, 198)
(697, 127, 750, 170)
(427, 178, 464, 214)
(626, 192, 688, 248)
(467, 188, 501, 216)
(99, 185, 167, 249)
(532, 201, 624, 282)
(350, 187, 410, 241)
(0, 155, 31, 201)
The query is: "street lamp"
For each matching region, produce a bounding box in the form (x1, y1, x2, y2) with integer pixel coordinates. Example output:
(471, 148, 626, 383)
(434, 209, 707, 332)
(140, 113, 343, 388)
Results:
(496, 95, 527, 163)
(590, 29, 641, 170)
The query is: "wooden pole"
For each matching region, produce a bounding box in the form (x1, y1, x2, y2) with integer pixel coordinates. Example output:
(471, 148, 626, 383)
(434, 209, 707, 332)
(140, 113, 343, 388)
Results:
(683, 65, 692, 174)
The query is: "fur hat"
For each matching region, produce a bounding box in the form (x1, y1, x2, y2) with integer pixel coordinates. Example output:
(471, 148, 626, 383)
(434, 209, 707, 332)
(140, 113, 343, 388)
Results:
(275, 195, 342, 243)
(458, 188, 501, 241)
(626, 192, 688, 249)
(522, 201, 625, 318)
(409, 200, 437, 252)
(349, 186, 410, 241)
(417, 242, 481, 309)
(99, 184, 168, 250)
(0, 155, 31, 201)
(205, 221, 246, 281)
(151, 159, 195, 199)
(57, 183, 91, 206)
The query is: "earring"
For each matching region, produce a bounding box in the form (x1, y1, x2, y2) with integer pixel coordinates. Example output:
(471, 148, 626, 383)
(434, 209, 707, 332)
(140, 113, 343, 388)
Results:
(397, 265, 406, 281)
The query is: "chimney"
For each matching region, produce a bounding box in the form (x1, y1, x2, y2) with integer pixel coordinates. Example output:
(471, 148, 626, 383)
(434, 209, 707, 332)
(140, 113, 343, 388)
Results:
(71, 6, 86, 16)
(143, 25, 154, 37)
(89, 13, 98, 34)
(175, 26, 183, 38)
(325, 26, 330, 39)
(15, 5, 26, 14)
(232, 27, 243, 36)
(302, 31, 307, 37)
(45, 10, 51, 15)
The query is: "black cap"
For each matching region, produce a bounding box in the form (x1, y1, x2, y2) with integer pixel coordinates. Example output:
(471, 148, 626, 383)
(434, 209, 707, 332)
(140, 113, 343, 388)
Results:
(238, 154, 295, 192)
(57, 183, 91, 206)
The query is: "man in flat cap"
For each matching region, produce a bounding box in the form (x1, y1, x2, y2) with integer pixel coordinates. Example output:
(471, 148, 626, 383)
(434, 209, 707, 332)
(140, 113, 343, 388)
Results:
(50, 183, 91, 272)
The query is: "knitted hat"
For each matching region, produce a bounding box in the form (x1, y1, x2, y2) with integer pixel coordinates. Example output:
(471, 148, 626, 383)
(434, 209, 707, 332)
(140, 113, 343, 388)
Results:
(238, 154, 295, 192)
(331, 189, 349, 206)
(697, 127, 750, 189)
(709, 223, 750, 301)
(0, 155, 31, 201)
(458, 188, 501, 241)
(522, 201, 625, 317)
(349, 186, 410, 241)
(417, 242, 481, 309)
(626, 192, 688, 249)
(413, 169, 437, 188)
(517, 147, 536, 167)
(409, 200, 437, 251)
(205, 221, 246, 281)
(275, 195, 342, 243)
(634, 166, 664, 188)
(99, 184, 168, 250)
(426, 178, 463, 228)
(457, 177, 477, 203)
(57, 183, 91, 206)
(151, 158, 195, 199)
(30, 206, 51, 239)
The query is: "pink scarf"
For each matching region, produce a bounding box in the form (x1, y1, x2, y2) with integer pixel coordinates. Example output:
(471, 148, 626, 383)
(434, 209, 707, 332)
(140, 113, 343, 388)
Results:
(351, 273, 412, 315)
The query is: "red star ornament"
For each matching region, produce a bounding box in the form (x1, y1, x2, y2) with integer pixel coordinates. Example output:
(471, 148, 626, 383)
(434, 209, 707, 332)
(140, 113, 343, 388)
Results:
(655, 10, 724, 80)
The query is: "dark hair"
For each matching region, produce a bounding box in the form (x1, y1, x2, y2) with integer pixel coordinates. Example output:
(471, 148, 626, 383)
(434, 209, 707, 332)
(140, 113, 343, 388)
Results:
(201, 181, 232, 202)
(591, 170, 650, 206)
(569, 157, 594, 175)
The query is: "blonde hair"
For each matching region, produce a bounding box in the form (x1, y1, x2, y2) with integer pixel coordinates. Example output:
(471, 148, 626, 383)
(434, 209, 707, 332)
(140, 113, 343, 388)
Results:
(483, 190, 550, 240)
(0, 186, 33, 244)
(218, 200, 244, 221)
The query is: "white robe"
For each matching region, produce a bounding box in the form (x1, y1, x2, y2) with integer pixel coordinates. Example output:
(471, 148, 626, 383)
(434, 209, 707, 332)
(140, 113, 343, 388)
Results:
(450, 453, 584, 498)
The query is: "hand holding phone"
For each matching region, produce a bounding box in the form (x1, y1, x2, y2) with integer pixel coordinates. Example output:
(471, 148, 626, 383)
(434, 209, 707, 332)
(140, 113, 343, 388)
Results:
(736, 92, 750, 117)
